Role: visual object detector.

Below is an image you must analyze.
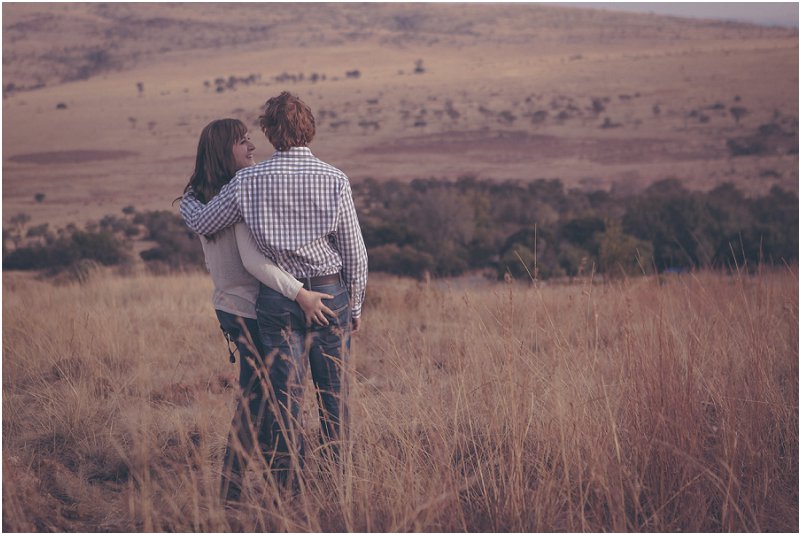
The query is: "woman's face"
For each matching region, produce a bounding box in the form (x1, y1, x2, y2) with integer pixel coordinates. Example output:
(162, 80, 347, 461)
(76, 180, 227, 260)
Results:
(232, 132, 256, 171)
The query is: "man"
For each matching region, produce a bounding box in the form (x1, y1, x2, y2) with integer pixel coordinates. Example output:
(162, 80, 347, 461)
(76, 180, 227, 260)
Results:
(180, 91, 368, 487)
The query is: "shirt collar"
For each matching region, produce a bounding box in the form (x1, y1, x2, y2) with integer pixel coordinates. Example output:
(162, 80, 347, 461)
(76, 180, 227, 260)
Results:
(273, 146, 313, 158)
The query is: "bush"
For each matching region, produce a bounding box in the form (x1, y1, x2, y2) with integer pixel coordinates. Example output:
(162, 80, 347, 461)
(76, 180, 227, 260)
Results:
(730, 106, 748, 124)
(26, 223, 50, 238)
(498, 226, 564, 279)
(100, 215, 137, 235)
(727, 137, 764, 156)
(557, 242, 593, 278)
(621, 179, 711, 270)
(353, 176, 797, 280)
(499, 244, 537, 280)
(3, 230, 129, 272)
(622, 180, 798, 271)
(368, 244, 435, 279)
(71, 231, 129, 265)
(597, 220, 653, 278)
(559, 217, 605, 253)
(135, 210, 205, 269)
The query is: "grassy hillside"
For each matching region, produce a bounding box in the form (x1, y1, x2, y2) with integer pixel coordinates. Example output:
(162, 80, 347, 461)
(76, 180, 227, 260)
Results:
(3, 268, 797, 531)
(4, 3, 791, 90)
(2, 3, 798, 229)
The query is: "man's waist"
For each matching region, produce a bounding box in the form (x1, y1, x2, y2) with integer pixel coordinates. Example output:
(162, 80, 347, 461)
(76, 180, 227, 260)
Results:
(301, 272, 343, 290)
(271, 251, 344, 282)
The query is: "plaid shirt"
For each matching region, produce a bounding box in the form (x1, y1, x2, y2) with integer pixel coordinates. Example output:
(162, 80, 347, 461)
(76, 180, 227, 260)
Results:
(180, 147, 368, 318)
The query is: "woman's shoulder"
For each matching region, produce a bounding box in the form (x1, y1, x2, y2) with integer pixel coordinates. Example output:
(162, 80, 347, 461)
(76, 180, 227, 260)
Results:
(200, 225, 236, 246)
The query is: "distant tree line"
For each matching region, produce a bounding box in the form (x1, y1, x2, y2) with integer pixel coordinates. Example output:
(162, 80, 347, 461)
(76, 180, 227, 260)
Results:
(3, 208, 204, 278)
(353, 177, 798, 280)
(3, 178, 797, 281)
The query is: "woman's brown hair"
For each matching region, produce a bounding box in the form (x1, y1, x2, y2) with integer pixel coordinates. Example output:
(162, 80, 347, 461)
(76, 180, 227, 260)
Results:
(259, 91, 315, 151)
(182, 119, 248, 203)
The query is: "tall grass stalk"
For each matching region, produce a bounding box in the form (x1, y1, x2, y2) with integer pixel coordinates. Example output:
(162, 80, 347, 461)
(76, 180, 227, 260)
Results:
(3, 268, 797, 531)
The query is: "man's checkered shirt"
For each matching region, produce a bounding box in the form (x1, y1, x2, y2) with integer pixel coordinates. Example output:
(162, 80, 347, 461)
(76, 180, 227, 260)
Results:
(180, 147, 368, 318)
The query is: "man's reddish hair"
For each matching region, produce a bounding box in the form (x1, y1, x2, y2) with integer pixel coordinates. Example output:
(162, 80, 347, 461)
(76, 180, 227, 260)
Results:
(259, 91, 316, 151)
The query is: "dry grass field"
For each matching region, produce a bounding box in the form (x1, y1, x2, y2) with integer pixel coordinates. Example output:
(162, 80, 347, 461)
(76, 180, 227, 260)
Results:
(2, 3, 798, 229)
(2, 3, 799, 532)
(2, 267, 797, 531)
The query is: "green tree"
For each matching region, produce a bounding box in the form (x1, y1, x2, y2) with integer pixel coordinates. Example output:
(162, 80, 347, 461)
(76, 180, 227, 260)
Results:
(622, 180, 714, 270)
(597, 220, 653, 278)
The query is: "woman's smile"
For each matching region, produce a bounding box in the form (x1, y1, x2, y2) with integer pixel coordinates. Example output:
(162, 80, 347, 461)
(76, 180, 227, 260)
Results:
(233, 133, 256, 170)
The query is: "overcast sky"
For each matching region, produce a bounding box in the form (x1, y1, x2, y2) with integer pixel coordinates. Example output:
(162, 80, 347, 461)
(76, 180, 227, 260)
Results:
(552, 2, 799, 27)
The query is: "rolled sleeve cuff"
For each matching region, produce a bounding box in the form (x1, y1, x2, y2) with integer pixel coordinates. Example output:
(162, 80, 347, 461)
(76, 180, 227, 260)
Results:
(350, 287, 365, 319)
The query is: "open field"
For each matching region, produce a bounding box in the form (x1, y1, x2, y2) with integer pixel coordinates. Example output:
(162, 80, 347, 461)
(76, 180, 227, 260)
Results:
(2, 5, 799, 531)
(2, 268, 797, 531)
(2, 3, 798, 229)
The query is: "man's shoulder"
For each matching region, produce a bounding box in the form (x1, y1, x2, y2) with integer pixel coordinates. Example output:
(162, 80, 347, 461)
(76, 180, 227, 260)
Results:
(295, 150, 347, 180)
(274, 152, 349, 182)
(309, 157, 349, 184)
(234, 162, 266, 179)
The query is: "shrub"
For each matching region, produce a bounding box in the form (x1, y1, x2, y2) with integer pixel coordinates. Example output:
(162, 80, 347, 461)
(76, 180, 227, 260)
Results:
(100, 215, 137, 235)
(67, 230, 129, 266)
(500, 244, 537, 280)
(601, 117, 621, 129)
(352, 177, 797, 280)
(559, 217, 605, 253)
(361, 220, 421, 249)
(622, 182, 713, 270)
(368, 244, 435, 279)
(597, 220, 653, 278)
(528, 110, 548, 123)
(26, 223, 50, 238)
(10, 212, 31, 229)
(135, 210, 205, 269)
(730, 106, 748, 124)
(498, 226, 563, 280)
(497, 110, 516, 124)
(557, 242, 592, 277)
(3, 230, 129, 271)
(727, 137, 764, 156)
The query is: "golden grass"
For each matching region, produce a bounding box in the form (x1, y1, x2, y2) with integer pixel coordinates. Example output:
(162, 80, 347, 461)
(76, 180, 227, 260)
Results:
(2, 267, 798, 531)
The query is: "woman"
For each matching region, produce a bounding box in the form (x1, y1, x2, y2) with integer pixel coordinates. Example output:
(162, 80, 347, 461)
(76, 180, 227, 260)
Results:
(181, 118, 334, 503)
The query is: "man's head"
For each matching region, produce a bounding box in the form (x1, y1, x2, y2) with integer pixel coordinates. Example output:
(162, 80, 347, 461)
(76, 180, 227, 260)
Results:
(259, 91, 316, 151)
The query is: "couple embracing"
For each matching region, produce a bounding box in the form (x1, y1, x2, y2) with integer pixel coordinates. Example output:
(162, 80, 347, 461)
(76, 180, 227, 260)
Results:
(178, 92, 368, 502)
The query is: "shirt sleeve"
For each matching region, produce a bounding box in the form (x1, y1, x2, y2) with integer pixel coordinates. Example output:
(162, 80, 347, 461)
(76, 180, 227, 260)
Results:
(179, 180, 243, 236)
(336, 181, 369, 318)
(235, 223, 302, 300)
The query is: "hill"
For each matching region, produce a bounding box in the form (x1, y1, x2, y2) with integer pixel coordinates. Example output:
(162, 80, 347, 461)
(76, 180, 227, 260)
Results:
(2, 2, 798, 228)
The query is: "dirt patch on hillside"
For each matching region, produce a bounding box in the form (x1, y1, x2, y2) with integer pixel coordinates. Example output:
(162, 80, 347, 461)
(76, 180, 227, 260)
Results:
(364, 129, 727, 165)
(8, 150, 139, 165)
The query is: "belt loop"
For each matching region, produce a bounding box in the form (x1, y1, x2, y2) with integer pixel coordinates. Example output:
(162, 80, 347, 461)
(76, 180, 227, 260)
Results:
(305, 277, 312, 290)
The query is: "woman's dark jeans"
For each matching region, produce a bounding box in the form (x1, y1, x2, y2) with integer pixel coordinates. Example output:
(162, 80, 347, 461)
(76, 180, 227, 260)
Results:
(216, 310, 271, 503)
(256, 280, 352, 487)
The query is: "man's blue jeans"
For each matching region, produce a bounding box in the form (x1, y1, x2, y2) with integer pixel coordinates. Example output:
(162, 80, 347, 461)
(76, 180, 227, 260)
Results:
(256, 279, 352, 486)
